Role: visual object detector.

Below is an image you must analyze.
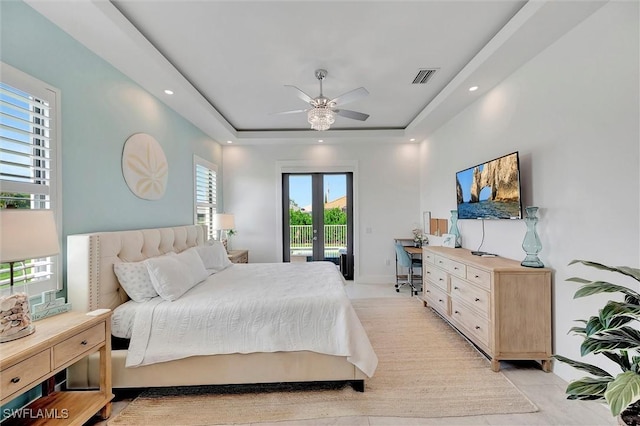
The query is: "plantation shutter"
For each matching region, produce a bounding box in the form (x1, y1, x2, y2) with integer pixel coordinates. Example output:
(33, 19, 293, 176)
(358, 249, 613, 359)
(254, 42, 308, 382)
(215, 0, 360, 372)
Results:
(0, 63, 61, 295)
(194, 156, 217, 241)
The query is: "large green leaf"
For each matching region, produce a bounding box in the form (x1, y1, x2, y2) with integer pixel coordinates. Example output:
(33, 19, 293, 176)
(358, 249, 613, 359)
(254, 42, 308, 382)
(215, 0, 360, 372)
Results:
(603, 351, 632, 371)
(605, 371, 640, 416)
(570, 280, 640, 302)
(566, 376, 611, 400)
(553, 354, 613, 377)
(581, 327, 640, 356)
(569, 260, 640, 283)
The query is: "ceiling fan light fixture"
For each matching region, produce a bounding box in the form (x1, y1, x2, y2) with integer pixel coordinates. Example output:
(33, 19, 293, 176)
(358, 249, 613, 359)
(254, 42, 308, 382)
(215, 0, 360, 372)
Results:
(307, 107, 335, 131)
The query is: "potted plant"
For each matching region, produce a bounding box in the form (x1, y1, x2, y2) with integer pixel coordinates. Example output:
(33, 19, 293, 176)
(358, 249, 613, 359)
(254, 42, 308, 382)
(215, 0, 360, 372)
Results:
(554, 260, 640, 425)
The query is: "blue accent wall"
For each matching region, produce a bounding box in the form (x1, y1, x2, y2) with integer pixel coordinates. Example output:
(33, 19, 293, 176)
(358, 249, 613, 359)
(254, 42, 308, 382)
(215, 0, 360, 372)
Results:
(0, 0, 223, 237)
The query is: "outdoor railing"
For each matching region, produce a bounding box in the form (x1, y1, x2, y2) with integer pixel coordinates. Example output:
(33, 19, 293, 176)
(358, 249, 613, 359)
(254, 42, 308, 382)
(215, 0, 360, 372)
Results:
(290, 224, 347, 249)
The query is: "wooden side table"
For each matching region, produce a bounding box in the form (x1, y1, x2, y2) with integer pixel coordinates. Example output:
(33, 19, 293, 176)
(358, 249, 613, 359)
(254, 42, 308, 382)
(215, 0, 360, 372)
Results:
(228, 249, 249, 264)
(0, 310, 113, 425)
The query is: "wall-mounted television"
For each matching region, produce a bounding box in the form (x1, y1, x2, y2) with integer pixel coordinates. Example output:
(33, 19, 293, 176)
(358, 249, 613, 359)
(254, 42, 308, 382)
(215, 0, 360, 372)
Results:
(456, 151, 523, 220)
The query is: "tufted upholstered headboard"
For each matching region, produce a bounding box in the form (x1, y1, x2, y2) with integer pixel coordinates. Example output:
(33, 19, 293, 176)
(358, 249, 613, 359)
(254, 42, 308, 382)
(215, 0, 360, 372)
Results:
(67, 224, 206, 313)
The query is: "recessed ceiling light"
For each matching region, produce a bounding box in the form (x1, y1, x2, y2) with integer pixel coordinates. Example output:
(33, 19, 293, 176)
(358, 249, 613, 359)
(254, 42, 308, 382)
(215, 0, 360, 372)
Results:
(164, 89, 174, 95)
(410, 138, 416, 142)
(469, 86, 479, 92)
(318, 139, 324, 143)
(226, 140, 233, 144)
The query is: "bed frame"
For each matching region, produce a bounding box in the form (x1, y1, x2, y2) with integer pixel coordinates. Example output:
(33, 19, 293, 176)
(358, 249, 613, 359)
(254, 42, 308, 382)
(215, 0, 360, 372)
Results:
(66, 224, 366, 391)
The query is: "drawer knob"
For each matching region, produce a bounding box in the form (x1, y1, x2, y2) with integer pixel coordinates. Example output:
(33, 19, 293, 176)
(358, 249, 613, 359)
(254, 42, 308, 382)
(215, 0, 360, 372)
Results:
(438, 299, 443, 302)
(453, 286, 459, 290)
(81, 340, 88, 346)
(475, 326, 481, 330)
(454, 267, 459, 270)
(438, 278, 444, 282)
(10, 377, 20, 384)
(426, 290, 431, 293)
(475, 275, 480, 279)
(475, 298, 480, 302)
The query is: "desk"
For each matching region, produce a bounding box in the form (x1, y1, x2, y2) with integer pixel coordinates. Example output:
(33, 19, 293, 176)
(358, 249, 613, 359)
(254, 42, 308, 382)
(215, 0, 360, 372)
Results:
(395, 244, 423, 291)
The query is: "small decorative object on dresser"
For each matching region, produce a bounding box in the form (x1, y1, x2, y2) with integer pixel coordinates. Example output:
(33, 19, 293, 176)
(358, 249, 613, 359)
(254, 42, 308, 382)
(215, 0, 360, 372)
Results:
(449, 210, 462, 248)
(422, 246, 552, 372)
(227, 249, 249, 264)
(521, 206, 544, 268)
(0, 209, 60, 343)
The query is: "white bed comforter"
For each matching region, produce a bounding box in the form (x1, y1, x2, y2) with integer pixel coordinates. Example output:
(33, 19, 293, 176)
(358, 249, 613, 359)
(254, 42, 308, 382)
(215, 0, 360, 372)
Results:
(126, 262, 378, 377)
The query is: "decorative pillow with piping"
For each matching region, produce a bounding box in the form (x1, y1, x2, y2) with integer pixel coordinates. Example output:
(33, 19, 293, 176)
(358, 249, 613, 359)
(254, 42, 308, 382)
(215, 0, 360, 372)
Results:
(113, 261, 159, 302)
(196, 240, 232, 274)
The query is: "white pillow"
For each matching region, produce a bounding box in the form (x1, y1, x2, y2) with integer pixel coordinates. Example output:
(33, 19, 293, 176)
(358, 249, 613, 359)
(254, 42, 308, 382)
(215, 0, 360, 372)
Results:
(174, 247, 209, 284)
(196, 240, 232, 273)
(145, 255, 196, 301)
(113, 261, 159, 302)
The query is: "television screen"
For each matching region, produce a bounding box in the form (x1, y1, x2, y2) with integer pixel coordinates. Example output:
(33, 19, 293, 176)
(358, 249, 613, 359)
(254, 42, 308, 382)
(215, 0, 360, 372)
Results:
(456, 152, 522, 220)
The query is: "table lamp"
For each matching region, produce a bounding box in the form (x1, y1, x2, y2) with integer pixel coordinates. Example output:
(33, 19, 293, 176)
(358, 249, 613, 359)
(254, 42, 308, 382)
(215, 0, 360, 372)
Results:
(0, 209, 60, 343)
(212, 213, 235, 250)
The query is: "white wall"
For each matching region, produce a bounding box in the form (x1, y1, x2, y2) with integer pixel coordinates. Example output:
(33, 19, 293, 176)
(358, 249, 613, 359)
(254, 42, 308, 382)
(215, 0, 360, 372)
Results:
(222, 142, 421, 282)
(419, 1, 639, 381)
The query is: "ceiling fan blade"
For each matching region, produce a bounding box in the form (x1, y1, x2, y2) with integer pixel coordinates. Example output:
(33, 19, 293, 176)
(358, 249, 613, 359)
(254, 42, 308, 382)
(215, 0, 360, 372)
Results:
(335, 109, 369, 121)
(330, 87, 369, 106)
(284, 85, 314, 104)
(271, 109, 308, 115)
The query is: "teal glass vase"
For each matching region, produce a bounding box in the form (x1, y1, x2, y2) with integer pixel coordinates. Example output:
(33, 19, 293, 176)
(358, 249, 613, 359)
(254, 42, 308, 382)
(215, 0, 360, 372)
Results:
(449, 210, 461, 248)
(521, 206, 544, 268)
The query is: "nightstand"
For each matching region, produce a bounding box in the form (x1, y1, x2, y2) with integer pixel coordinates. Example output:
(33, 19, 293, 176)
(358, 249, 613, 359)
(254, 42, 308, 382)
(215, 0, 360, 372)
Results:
(0, 310, 113, 425)
(228, 249, 249, 264)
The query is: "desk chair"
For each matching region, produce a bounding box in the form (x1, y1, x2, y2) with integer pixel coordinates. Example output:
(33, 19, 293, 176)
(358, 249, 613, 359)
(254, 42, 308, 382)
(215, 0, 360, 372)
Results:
(394, 242, 422, 296)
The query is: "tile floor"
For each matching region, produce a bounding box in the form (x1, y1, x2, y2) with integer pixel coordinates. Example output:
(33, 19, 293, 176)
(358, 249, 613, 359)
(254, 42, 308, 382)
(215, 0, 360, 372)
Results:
(86, 282, 617, 426)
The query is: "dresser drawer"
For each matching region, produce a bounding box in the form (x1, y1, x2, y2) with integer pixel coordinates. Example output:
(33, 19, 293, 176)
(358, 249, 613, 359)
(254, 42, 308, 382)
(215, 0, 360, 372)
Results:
(466, 266, 491, 291)
(433, 255, 449, 270)
(422, 250, 436, 264)
(53, 323, 105, 369)
(1, 350, 50, 399)
(451, 299, 490, 347)
(450, 276, 490, 318)
(424, 283, 450, 316)
(425, 265, 448, 292)
(447, 259, 466, 279)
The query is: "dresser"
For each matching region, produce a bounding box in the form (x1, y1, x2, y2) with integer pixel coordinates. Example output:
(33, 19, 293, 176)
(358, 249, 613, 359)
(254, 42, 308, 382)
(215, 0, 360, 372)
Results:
(422, 246, 552, 372)
(0, 310, 113, 425)
(228, 249, 249, 264)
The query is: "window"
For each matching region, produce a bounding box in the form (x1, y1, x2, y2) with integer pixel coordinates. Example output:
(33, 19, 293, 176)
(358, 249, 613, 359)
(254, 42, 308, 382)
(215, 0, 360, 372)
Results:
(194, 156, 217, 241)
(0, 62, 62, 295)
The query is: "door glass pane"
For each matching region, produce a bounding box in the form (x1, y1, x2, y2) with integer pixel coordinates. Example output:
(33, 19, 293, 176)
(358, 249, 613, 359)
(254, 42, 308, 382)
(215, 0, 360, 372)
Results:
(288, 175, 312, 262)
(323, 174, 347, 264)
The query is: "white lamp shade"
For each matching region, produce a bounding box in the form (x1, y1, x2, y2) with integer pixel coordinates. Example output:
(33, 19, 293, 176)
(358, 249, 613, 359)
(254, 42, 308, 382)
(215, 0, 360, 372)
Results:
(212, 213, 235, 230)
(0, 209, 60, 262)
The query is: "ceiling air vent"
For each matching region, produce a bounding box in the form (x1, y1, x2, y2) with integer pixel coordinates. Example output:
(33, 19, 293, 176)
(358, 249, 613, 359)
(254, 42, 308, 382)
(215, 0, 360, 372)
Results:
(412, 68, 437, 84)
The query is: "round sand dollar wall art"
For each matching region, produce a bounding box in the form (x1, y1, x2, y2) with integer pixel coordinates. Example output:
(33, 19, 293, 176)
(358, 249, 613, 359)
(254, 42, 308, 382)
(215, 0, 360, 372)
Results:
(122, 133, 168, 200)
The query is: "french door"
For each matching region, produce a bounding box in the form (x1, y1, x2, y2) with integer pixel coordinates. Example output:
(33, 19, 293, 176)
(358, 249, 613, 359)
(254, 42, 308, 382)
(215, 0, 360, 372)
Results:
(282, 173, 353, 279)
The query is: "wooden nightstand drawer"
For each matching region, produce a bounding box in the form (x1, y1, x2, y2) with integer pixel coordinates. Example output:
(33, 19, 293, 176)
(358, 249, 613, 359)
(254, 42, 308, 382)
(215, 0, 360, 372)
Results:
(53, 322, 105, 369)
(1, 350, 50, 399)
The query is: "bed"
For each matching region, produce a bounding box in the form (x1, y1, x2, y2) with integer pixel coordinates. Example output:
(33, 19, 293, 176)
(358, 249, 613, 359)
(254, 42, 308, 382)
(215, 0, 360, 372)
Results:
(66, 224, 376, 391)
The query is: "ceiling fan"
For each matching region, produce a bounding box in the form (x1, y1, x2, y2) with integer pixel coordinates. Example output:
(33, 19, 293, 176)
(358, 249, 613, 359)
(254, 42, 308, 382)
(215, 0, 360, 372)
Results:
(275, 69, 369, 131)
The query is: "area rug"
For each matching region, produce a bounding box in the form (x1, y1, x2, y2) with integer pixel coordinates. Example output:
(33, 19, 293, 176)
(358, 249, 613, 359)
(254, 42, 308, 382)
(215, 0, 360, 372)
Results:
(108, 297, 537, 425)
